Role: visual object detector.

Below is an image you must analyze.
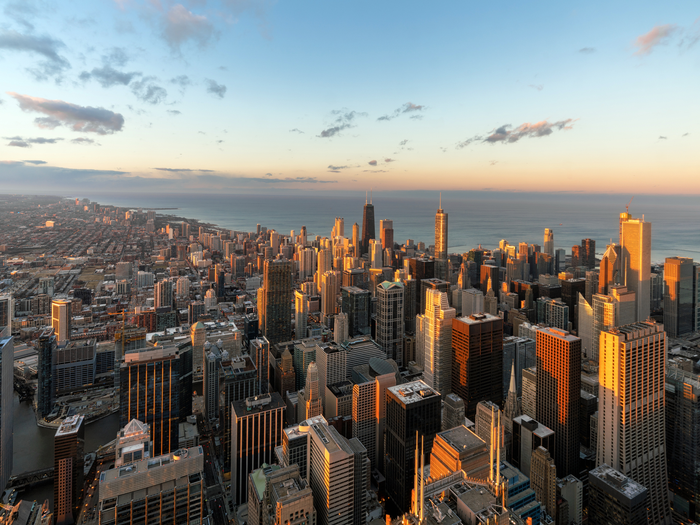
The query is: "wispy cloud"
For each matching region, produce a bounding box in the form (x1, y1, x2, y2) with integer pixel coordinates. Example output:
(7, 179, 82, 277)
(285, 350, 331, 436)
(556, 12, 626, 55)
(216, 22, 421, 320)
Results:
(71, 137, 100, 145)
(130, 77, 167, 104)
(102, 47, 130, 67)
(154, 167, 215, 173)
(4, 136, 64, 147)
(659, 136, 667, 140)
(23, 160, 46, 165)
(318, 109, 367, 138)
(368, 160, 377, 166)
(457, 118, 577, 148)
(80, 65, 141, 88)
(162, 4, 216, 52)
(170, 74, 192, 93)
(7, 92, 125, 135)
(328, 165, 349, 170)
(0, 30, 70, 81)
(528, 84, 544, 91)
(634, 24, 678, 55)
(289, 128, 304, 134)
(205, 79, 227, 98)
(384, 158, 395, 163)
(167, 109, 181, 116)
(377, 102, 426, 122)
(578, 47, 596, 54)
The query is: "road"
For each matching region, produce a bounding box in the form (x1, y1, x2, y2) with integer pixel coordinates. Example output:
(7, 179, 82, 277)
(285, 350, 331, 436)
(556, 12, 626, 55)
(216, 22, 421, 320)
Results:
(202, 438, 229, 525)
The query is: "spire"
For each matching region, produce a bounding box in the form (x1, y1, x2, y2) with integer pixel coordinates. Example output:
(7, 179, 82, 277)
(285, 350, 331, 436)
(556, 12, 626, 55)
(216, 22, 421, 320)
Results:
(370, 188, 373, 204)
(365, 191, 368, 205)
(509, 361, 517, 396)
(439, 192, 442, 210)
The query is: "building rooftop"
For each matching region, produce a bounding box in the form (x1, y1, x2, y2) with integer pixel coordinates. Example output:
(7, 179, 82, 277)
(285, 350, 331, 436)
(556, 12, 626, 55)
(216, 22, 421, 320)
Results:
(232, 392, 286, 417)
(438, 425, 485, 452)
(388, 380, 439, 405)
(123, 344, 179, 364)
(512, 415, 554, 439)
(590, 464, 647, 500)
(455, 313, 500, 325)
(538, 326, 580, 342)
(56, 414, 84, 436)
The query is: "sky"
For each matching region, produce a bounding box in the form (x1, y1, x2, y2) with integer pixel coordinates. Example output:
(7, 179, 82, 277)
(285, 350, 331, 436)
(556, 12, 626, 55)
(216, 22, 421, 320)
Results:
(0, 1, 698, 195)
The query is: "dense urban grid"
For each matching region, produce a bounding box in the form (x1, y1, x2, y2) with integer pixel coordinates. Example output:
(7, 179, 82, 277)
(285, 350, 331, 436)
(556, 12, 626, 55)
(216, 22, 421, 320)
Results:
(0, 193, 698, 525)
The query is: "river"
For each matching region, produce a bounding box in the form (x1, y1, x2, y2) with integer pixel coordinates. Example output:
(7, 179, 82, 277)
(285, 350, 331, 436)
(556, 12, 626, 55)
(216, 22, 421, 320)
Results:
(11, 393, 120, 506)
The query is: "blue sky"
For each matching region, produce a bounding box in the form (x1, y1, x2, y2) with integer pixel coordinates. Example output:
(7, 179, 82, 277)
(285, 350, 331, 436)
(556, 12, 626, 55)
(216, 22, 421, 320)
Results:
(0, 0, 698, 194)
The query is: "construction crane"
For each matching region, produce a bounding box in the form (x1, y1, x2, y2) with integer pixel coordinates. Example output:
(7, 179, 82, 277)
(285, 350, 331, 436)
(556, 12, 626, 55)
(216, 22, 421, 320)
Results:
(626, 195, 634, 213)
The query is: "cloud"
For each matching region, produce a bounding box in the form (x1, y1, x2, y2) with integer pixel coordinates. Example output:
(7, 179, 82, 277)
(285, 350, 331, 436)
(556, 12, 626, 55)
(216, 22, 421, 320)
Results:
(578, 47, 596, 54)
(0, 30, 70, 81)
(3, 2, 38, 31)
(205, 79, 227, 98)
(456, 118, 576, 148)
(80, 65, 140, 88)
(7, 92, 125, 134)
(659, 136, 667, 140)
(368, 160, 377, 166)
(4, 136, 64, 147)
(170, 75, 192, 92)
(489, 160, 498, 166)
(130, 77, 167, 104)
(162, 4, 215, 51)
(484, 119, 576, 143)
(167, 109, 181, 116)
(318, 109, 367, 138)
(378, 102, 426, 121)
(23, 160, 46, 164)
(363, 170, 387, 173)
(634, 24, 678, 55)
(399, 139, 408, 146)
(328, 165, 349, 170)
(71, 137, 100, 145)
(289, 128, 304, 134)
(154, 167, 215, 173)
(682, 132, 689, 137)
(265, 173, 272, 177)
(679, 18, 700, 50)
(102, 47, 130, 67)
(384, 158, 395, 163)
(528, 84, 544, 91)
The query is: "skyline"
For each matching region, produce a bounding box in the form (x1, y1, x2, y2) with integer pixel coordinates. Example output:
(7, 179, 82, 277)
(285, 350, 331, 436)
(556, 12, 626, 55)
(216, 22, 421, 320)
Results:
(1, 1, 699, 194)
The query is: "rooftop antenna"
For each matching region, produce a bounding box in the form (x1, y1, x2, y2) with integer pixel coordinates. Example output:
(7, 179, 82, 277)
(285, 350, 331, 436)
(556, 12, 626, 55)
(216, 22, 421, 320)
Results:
(439, 192, 442, 210)
(370, 188, 373, 205)
(365, 191, 368, 205)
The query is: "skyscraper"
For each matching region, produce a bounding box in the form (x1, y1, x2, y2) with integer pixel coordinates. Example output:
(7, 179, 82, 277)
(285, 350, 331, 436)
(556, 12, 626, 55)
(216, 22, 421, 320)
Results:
(294, 290, 308, 339)
(380, 219, 394, 252)
(251, 337, 270, 394)
(597, 321, 671, 524)
(376, 281, 405, 366)
(384, 380, 441, 512)
(536, 327, 581, 477)
(204, 349, 221, 421)
(352, 372, 396, 471)
(0, 337, 13, 494)
(543, 228, 554, 257)
(589, 465, 649, 525)
(37, 330, 55, 419)
(320, 270, 341, 324)
(120, 344, 191, 456)
(580, 238, 596, 269)
(531, 446, 557, 518)
(663, 256, 695, 338)
(619, 211, 651, 322)
(54, 415, 85, 525)
(259, 260, 294, 344)
(303, 362, 322, 419)
(231, 393, 286, 505)
(665, 367, 700, 521)
(451, 313, 503, 419)
(315, 342, 346, 412)
(598, 244, 620, 295)
(361, 194, 375, 256)
(51, 298, 71, 344)
(308, 420, 368, 525)
(341, 286, 371, 336)
(416, 289, 455, 396)
(0, 295, 12, 338)
(434, 197, 448, 280)
(154, 278, 173, 310)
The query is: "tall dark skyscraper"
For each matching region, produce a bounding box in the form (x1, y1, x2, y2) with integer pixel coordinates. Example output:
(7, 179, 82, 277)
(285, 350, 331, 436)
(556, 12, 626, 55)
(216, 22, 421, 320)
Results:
(258, 259, 293, 344)
(384, 380, 441, 513)
(361, 194, 375, 256)
(580, 238, 596, 269)
(451, 313, 503, 419)
(120, 343, 192, 456)
(536, 327, 581, 478)
(663, 256, 695, 338)
(37, 330, 56, 418)
(54, 415, 85, 525)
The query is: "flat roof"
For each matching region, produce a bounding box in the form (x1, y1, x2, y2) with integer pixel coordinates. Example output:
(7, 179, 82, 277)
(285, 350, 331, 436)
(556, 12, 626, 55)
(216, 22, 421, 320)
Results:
(438, 425, 485, 451)
(387, 380, 439, 405)
(455, 313, 500, 325)
(538, 326, 580, 343)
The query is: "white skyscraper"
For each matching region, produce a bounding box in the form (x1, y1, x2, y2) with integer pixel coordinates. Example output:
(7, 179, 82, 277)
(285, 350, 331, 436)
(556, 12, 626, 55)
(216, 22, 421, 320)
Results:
(417, 289, 455, 396)
(461, 288, 484, 317)
(334, 312, 349, 344)
(369, 239, 383, 270)
(619, 211, 651, 322)
(544, 228, 554, 257)
(315, 342, 347, 412)
(295, 290, 308, 339)
(597, 321, 671, 524)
